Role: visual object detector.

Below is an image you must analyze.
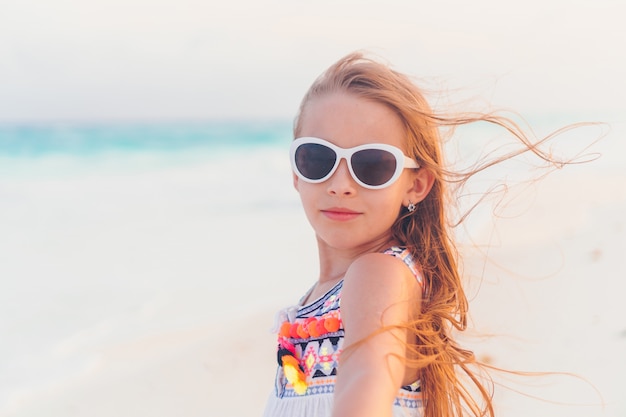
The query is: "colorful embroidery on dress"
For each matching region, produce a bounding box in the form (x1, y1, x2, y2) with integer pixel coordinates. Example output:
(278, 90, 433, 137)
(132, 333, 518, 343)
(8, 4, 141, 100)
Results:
(275, 281, 344, 397)
(276, 310, 343, 395)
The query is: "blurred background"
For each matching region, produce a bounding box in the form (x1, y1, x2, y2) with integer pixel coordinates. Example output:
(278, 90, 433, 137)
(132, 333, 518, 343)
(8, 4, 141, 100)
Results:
(1, 1, 624, 416)
(1, 0, 624, 123)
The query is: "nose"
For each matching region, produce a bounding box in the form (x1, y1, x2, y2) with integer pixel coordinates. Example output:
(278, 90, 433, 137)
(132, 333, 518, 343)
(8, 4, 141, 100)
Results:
(327, 158, 357, 196)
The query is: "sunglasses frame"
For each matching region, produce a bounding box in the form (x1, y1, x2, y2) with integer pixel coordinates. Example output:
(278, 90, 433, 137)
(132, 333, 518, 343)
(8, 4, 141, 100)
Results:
(290, 137, 420, 190)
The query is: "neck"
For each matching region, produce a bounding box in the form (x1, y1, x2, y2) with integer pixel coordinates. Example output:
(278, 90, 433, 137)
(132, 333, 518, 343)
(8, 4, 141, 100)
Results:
(315, 235, 397, 284)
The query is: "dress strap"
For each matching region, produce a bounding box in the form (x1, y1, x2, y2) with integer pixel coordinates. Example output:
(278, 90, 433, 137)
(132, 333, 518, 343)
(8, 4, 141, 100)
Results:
(382, 246, 424, 289)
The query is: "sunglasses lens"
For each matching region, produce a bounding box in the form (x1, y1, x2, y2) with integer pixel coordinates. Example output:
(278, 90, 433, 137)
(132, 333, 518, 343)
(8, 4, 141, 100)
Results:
(295, 143, 337, 180)
(351, 149, 397, 186)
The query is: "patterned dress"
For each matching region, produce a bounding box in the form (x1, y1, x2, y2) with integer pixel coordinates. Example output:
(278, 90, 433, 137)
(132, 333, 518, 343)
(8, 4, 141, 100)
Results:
(262, 247, 425, 417)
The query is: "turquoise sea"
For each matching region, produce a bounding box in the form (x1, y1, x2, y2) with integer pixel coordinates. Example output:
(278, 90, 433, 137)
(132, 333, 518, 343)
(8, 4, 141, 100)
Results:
(0, 122, 294, 178)
(0, 122, 292, 156)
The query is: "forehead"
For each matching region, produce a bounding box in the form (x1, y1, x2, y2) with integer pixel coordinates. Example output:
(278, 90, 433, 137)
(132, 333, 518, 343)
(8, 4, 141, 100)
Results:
(298, 92, 406, 150)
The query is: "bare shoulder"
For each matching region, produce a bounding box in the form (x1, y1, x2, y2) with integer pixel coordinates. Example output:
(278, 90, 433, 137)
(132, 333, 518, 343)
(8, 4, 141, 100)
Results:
(344, 252, 420, 297)
(341, 252, 421, 326)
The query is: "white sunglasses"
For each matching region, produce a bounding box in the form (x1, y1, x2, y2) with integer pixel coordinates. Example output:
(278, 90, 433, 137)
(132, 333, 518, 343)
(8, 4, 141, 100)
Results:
(290, 137, 419, 190)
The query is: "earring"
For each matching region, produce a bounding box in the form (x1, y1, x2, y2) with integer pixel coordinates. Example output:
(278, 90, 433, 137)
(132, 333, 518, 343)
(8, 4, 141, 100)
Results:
(407, 202, 417, 213)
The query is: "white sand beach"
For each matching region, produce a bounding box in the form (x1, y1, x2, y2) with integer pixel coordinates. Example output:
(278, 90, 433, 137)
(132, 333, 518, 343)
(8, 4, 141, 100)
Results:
(1, 121, 625, 417)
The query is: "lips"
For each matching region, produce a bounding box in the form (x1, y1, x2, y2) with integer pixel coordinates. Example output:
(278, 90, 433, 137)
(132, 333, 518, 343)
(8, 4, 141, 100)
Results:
(321, 207, 362, 221)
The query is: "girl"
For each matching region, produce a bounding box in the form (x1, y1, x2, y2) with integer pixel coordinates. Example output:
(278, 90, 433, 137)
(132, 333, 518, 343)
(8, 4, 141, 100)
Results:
(263, 52, 550, 417)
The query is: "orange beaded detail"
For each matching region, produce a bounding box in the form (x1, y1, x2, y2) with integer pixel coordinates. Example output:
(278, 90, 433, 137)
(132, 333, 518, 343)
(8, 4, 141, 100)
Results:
(280, 313, 342, 342)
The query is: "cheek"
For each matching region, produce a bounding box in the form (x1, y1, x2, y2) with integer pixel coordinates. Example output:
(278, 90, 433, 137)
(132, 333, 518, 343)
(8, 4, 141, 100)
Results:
(366, 190, 404, 217)
(382, 185, 406, 205)
(292, 173, 298, 190)
(296, 184, 319, 210)
(386, 191, 407, 218)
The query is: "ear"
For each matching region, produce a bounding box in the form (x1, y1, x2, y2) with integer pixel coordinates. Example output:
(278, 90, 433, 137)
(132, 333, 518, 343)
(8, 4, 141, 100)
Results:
(403, 168, 435, 206)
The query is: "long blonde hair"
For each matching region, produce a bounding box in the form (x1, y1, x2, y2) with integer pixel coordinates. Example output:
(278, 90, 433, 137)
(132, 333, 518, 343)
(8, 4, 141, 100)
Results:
(293, 52, 579, 417)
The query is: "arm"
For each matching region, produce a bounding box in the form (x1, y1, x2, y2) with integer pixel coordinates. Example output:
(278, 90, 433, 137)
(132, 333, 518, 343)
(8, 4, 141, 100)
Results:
(332, 253, 422, 417)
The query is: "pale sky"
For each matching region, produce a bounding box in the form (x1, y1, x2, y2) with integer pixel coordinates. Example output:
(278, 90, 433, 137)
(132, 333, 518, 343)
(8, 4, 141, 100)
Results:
(0, 0, 624, 123)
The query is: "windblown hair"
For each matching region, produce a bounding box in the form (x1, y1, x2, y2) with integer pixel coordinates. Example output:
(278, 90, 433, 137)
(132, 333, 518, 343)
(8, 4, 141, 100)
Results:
(292, 52, 573, 417)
